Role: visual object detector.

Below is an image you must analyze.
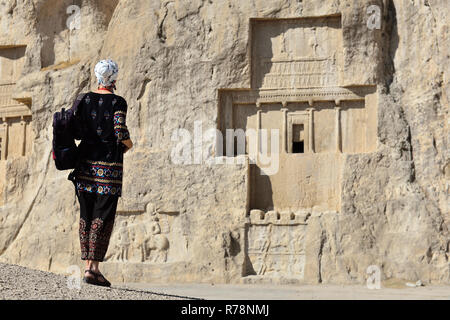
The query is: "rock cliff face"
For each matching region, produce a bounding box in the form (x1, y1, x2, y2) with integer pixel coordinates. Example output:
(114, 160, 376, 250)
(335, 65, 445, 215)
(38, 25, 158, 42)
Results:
(0, 0, 448, 284)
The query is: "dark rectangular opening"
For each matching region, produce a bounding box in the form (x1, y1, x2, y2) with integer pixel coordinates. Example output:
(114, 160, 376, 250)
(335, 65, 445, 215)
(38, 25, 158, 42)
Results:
(292, 123, 305, 153)
(293, 141, 304, 153)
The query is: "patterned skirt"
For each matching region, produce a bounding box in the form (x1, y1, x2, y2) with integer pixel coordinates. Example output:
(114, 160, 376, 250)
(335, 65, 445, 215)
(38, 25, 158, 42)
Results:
(75, 160, 123, 197)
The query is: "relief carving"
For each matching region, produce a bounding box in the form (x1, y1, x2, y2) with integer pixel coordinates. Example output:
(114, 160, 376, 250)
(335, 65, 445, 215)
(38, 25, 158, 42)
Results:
(261, 57, 337, 89)
(105, 202, 180, 264)
(245, 210, 310, 278)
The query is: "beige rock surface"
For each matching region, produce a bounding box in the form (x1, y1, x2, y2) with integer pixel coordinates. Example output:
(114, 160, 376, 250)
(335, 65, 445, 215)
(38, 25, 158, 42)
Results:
(0, 0, 448, 285)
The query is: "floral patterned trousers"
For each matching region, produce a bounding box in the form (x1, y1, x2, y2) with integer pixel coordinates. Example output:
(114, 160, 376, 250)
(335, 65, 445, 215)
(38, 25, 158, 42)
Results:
(76, 191, 119, 261)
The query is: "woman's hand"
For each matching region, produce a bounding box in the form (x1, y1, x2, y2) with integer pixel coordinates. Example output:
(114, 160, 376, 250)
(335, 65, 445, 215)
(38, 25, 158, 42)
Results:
(122, 139, 133, 153)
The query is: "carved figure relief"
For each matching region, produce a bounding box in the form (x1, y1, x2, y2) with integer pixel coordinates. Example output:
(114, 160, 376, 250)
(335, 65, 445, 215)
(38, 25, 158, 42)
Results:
(105, 202, 181, 264)
(245, 210, 309, 278)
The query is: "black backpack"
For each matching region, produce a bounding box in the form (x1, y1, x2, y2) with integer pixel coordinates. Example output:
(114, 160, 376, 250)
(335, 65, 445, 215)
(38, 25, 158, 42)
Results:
(52, 93, 86, 170)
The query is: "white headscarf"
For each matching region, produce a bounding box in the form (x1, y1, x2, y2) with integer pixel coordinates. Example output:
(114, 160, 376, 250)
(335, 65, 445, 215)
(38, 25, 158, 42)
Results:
(94, 59, 119, 87)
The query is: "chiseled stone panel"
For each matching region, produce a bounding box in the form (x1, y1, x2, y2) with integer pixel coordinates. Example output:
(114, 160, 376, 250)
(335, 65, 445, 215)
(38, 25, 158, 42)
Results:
(219, 16, 378, 219)
(244, 210, 309, 280)
(251, 16, 343, 89)
(105, 203, 186, 265)
(0, 45, 32, 207)
(0, 46, 26, 82)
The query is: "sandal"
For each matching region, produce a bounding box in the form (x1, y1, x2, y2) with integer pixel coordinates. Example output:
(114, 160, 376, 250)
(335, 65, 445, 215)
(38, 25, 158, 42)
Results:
(83, 269, 97, 285)
(90, 270, 112, 287)
(83, 269, 111, 287)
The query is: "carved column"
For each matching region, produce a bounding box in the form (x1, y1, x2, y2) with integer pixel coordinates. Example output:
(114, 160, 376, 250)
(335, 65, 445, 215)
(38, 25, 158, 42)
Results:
(256, 109, 262, 155)
(335, 105, 341, 153)
(281, 108, 288, 153)
(228, 95, 234, 130)
(20, 116, 26, 156)
(308, 108, 315, 153)
(1, 117, 8, 160)
(281, 101, 288, 153)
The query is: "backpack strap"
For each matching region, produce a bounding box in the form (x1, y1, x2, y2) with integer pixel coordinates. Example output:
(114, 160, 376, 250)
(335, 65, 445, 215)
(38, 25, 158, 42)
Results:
(68, 93, 87, 195)
(72, 92, 86, 123)
(71, 91, 87, 147)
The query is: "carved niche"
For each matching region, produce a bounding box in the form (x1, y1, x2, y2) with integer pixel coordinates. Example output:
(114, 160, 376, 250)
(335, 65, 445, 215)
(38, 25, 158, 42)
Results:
(218, 15, 378, 213)
(0, 45, 32, 161)
(217, 15, 379, 280)
(0, 45, 31, 206)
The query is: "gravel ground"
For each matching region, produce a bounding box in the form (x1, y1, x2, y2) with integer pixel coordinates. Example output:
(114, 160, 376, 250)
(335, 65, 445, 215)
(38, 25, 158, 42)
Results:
(0, 263, 194, 300)
(3, 263, 448, 300)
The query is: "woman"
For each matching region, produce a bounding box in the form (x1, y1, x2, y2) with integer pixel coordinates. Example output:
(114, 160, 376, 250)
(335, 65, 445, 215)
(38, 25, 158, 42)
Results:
(74, 59, 133, 287)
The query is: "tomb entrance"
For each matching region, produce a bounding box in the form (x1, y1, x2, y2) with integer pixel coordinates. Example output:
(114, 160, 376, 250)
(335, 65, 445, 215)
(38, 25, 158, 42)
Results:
(218, 15, 378, 279)
(0, 45, 32, 206)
